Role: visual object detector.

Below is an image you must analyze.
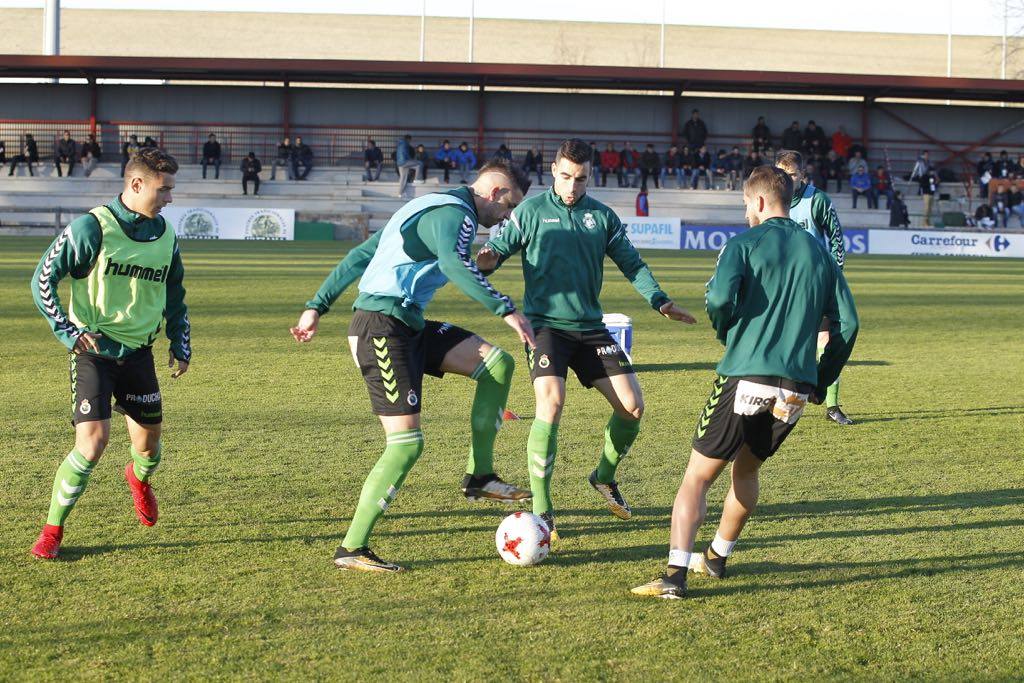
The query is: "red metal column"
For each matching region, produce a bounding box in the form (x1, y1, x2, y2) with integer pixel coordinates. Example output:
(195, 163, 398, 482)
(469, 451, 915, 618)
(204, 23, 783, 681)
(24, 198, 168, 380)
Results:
(476, 84, 486, 156)
(282, 79, 291, 138)
(861, 95, 872, 152)
(88, 78, 97, 136)
(670, 87, 681, 146)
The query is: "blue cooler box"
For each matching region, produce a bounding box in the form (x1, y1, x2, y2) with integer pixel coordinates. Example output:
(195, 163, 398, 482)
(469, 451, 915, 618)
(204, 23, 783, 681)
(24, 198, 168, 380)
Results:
(602, 313, 633, 360)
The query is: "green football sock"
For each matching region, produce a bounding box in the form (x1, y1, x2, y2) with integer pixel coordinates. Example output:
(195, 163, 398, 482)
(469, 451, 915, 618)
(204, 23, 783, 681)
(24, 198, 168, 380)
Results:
(817, 344, 841, 408)
(342, 429, 424, 550)
(528, 419, 559, 515)
(45, 448, 96, 527)
(131, 443, 161, 483)
(466, 347, 514, 476)
(595, 413, 641, 484)
(826, 377, 841, 408)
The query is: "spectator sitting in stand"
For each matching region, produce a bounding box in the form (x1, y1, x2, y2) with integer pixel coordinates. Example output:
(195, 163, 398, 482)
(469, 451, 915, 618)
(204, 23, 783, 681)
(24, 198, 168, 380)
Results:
(994, 150, 1014, 179)
(850, 166, 876, 209)
(742, 149, 762, 178)
(847, 149, 868, 177)
(8, 133, 38, 176)
(661, 145, 681, 189)
(619, 142, 639, 188)
(874, 165, 894, 210)
(831, 125, 852, 159)
(142, 136, 158, 149)
(889, 191, 910, 228)
(752, 116, 771, 153)
(523, 146, 544, 186)
(724, 146, 743, 190)
(599, 142, 619, 187)
(454, 142, 476, 184)
(590, 141, 601, 186)
(974, 202, 997, 229)
(120, 134, 140, 177)
(493, 144, 513, 162)
(271, 137, 294, 180)
(1015, 154, 1024, 179)
(54, 130, 77, 177)
(79, 133, 101, 177)
(822, 149, 845, 193)
(640, 143, 661, 189)
(241, 151, 262, 196)
(201, 133, 221, 179)
(712, 149, 729, 189)
(635, 183, 649, 216)
(802, 120, 827, 160)
(415, 144, 430, 182)
(433, 140, 456, 183)
(781, 121, 803, 151)
(1008, 187, 1024, 227)
(691, 144, 711, 190)
(682, 109, 708, 150)
(677, 145, 694, 188)
(0, 139, 5, 165)
(293, 136, 313, 181)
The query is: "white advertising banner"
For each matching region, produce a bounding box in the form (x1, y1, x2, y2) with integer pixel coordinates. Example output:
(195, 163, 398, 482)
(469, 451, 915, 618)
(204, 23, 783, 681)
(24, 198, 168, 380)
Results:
(868, 229, 1024, 258)
(163, 207, 296, 241)
(621, 217, 682, 249)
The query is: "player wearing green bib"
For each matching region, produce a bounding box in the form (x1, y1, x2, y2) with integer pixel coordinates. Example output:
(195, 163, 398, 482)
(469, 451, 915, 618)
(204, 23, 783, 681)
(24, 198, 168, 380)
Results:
(775, 150, 854, 425)
(29, 149, 191, 560)
(477, 139, 696, 540)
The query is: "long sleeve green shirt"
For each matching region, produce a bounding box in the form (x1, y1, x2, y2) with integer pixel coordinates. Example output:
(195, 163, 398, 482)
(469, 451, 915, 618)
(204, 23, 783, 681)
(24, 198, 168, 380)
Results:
(705, 217, 858, 396)
(305, 186, 516, 330)
(483, 187, 670, 331)
(31, 195, 192, 361)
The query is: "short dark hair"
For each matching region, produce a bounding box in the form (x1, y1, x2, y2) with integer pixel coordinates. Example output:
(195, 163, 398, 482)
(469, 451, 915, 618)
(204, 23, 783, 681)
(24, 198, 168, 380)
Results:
(554, 138, 592, 165)
(478, 157, 531, 195)
(774, 150, 803, 175)
(744, 165, 793, 206)
(125, 147, 178, 177)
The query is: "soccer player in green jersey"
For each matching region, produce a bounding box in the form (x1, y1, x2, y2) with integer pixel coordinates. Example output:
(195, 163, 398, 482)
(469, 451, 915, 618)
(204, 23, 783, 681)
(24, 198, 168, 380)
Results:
(775, 150, 854, 425)
(29, 148, 192, 560)
(291, 159, 536, 573)
(476, 139, 696, 540)
(632, 166, 859, 599)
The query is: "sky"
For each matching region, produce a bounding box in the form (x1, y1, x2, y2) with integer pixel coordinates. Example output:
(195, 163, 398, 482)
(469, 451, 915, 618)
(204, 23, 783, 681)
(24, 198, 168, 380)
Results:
(1, 0, 1022, 37)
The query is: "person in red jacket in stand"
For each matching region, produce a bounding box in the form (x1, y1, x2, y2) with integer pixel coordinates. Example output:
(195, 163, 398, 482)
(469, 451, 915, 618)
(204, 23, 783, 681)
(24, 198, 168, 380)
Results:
(599, 143, 620, 188)
(831, 126, 853, 159)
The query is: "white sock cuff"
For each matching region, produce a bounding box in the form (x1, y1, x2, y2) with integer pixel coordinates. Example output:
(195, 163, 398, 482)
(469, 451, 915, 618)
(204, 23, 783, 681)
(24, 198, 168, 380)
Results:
(668, 548, 691, 568)
(711, 532, 736, 557)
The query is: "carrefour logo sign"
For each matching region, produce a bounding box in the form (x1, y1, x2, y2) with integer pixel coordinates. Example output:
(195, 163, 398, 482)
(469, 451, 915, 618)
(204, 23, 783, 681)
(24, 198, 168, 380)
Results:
(988, 234, 1011, 252)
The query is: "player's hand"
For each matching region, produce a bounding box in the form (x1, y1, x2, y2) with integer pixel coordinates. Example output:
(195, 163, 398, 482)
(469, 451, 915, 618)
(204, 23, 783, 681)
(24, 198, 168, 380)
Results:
(168, 350, 189, 378)
(659, 301, 697, 324)
(503, 310, 536, 349)
(72, 331, 103, 354)
(290, 309, 320, 342)
(475, 247, 499, 273)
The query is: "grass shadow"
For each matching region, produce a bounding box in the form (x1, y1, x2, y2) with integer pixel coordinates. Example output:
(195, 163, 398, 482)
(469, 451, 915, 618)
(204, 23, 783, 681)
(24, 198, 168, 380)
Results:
(632, 362, 718, 372)
(852, 405, 1024, 424)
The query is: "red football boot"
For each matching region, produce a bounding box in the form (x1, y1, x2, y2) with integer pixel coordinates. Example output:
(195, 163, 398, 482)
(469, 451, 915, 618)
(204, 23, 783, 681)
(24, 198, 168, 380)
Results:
(30, 524, 64, 560)
(124, 461, 158, 526)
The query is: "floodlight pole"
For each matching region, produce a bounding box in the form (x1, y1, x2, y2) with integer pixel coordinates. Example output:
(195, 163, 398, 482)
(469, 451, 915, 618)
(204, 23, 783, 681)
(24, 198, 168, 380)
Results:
(43, 0, 59, 55)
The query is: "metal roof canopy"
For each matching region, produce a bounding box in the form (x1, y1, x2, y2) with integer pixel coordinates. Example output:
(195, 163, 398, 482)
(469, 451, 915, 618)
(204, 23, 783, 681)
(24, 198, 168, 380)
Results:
(0, 55, 1019, 102)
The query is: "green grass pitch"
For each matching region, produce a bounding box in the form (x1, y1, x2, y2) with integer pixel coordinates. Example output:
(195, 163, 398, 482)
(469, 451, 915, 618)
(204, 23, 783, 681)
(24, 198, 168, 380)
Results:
(1, 237, 1023, 680)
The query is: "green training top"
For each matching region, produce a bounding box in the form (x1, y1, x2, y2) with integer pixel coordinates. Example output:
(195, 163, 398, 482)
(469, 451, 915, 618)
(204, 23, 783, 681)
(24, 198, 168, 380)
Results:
(31, 195, 191, 361)
(705, 217, 858, 396)
(790, 181, 845, 269)
(483, 187, 670, 331)
(305, 186, 515, 330)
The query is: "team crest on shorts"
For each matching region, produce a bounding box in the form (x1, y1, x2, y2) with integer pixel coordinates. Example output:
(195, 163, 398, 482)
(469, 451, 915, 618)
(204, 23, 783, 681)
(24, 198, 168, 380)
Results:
(79, 399, 91, 415)
(582, 212, 597, 229)
(407, 390, 419, 407)
(538, 354, 551, 369)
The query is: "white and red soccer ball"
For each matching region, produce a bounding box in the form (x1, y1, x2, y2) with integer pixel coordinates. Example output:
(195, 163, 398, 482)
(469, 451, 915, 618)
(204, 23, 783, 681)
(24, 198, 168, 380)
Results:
(495, 511, 551, 566)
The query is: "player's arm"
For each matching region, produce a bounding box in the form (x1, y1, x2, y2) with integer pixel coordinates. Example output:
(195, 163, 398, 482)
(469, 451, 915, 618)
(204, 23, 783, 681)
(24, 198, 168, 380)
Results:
(427, 208, 536, 348)
(704, 240, 745, 344)
(30, 215, 101, 352)
(815, 265, 860, 400)
(476, 210, 527, 275)
(813, 192, 846, 269)
(163, 237, 191, 377)
(292, 229, 384, 342)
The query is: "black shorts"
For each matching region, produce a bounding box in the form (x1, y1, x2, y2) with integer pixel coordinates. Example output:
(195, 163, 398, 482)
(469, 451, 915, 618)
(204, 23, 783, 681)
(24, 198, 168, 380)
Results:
(526, 326, 633, 388)
(348, 309, 475, 416)
(691, 375, 812, 461)
(69, 347, 163, 426)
